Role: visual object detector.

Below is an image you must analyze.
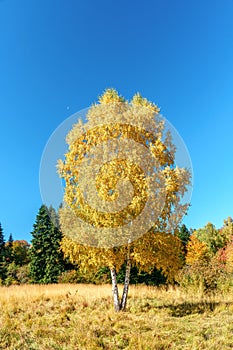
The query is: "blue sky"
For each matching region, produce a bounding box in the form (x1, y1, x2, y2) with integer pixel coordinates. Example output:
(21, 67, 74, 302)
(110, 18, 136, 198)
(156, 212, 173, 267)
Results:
(1, 0, 233, 242)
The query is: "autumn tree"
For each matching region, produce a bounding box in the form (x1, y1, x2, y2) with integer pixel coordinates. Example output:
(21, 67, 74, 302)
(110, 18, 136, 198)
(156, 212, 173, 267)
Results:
(2, 238, 31, 286)
(219, 217, 233, 244)
(183, 230, 230, 293)
(186, 234, 210, 265)
(30, 205, 65, 283)
(11, 240, 30, 266)
(195, 222, 226, 255)
(58, 89, 191, 311)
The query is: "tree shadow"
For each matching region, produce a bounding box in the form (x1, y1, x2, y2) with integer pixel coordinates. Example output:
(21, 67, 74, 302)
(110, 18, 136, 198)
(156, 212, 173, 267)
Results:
(158, 301, 233, 317)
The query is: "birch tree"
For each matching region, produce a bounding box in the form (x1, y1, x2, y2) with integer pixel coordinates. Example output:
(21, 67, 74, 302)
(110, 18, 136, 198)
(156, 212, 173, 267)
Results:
(58, 89, 191, 311)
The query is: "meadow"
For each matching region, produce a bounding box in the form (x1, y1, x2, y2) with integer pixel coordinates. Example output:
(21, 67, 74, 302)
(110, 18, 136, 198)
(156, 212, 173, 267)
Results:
(0, 284, 233, 349)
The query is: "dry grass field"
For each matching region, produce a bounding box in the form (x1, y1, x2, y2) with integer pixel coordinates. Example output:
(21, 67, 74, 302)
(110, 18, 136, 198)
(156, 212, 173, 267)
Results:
(0, 284, 233, 349)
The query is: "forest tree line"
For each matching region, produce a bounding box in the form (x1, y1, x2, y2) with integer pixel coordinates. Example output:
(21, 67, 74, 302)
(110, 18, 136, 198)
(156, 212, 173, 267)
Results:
(1, 204, 233, 293)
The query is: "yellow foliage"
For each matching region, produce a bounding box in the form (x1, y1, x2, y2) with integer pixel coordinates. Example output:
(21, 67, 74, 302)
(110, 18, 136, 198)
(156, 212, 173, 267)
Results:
(131, 231, 182, 282)
(61, 235, 127, 273)
(131, 93, 160, 113)
(98, 88, 125, 104)
(186, 235, 210, 265)
(58, 88, 191, 281)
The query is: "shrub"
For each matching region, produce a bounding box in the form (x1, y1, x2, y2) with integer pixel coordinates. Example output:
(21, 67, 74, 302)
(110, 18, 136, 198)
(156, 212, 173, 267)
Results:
(16, 264, 30, 284)
(58, 270, 80, 283)
(177, 258, 228, 294)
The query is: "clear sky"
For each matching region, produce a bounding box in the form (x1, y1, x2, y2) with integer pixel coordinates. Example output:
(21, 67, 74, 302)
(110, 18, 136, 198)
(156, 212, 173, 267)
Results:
(1, 0, 233, 242)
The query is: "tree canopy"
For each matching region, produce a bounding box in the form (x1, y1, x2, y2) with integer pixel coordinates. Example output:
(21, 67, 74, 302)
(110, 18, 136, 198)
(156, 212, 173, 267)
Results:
(58, 89, 191, 311)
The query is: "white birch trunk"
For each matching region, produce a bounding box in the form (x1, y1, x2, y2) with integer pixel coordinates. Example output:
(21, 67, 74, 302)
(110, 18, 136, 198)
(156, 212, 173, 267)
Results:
(110, 267, 120, 312)
(120, 241, 131, 311)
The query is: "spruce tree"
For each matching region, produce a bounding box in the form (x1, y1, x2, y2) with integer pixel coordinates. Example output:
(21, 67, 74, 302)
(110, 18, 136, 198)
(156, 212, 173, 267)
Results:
(176, 224, 190, 263)
(0, 223, 6, 281)
(0, 223, 5, 249)
(48, 205, 59, 228)
(8, 234, 13, 246)
(30, 205, 65, 283)
(178, 224, 190, 247)
(5, 233, 14, 264)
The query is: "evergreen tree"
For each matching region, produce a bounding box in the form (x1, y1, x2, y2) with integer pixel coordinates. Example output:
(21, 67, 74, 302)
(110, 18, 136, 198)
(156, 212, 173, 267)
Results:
(48, 205, 60, 228)
(176, 224, 191, 263)
(0, 223, 6, 281)
(30, 205, 65, 283)
(8, 233, 13, 246)
(177, 224, 190, 247)
(195, 222, 224, 254)
(0, 223, 5, 250)
(5, 233, 14, 263)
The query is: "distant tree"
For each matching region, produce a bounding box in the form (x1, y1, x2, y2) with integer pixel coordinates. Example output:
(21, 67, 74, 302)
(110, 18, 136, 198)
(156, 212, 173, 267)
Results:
(177, 224, 190, 246)
(217, 233, 233, 273)
(195, 222, 225, 255)
(219, 217, 233, 243)
(11, 240, 30, 266)
(176, 224, 190, 263)
(8, 233, 13, 246)
(16, 265, 30, 284)
(30, 205, 65, 284)
(186, 235, 210, 265)
(4, 262, 19, 286)
(0, 223, 6, 281)
(0, 223, 5, 250)
(4, 233, 14, 263)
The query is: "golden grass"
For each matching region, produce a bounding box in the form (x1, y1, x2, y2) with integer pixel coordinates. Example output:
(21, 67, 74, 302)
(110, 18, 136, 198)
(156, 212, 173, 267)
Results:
(1, 284, 233, 349)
